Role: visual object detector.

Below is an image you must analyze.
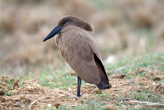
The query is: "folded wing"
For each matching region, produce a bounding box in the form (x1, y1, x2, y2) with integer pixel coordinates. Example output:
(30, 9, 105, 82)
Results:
(59, 28, 101, 84)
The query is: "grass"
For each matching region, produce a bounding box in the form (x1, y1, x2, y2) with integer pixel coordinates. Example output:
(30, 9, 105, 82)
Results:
(106, 52, 164, 77)
(119, 90, 161, 102)
(38, 52, 163, 89)
(38, 52, 164, 109)
(39, 70, 77, 88)
(1, 0, 164, 109)
(1, 52, 164, 109)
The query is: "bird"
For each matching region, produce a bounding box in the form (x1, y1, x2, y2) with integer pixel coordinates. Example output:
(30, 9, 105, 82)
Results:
(43, 16, 112, 97)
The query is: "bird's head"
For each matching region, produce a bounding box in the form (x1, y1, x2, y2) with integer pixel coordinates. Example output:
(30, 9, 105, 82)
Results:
(43, 16, 93, 42)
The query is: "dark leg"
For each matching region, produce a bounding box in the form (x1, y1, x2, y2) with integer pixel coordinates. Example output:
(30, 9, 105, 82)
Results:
(73, 75, 84, 97)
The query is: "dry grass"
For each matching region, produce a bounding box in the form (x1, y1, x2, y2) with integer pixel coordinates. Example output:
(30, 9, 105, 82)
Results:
(0, 0, 164, 76)
(0, 73, 163, 109)
(0, 52, 164, 109)
(1, 1, 164, 110)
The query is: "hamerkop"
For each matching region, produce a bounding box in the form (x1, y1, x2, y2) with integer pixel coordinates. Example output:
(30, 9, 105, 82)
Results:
(43, 16, 111, 97)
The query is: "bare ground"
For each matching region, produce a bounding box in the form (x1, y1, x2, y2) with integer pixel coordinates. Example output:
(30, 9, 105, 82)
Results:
(0, 73, 164, 110)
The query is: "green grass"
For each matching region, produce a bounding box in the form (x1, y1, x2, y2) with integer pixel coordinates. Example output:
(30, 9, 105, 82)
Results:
(38, 70, 77, 88)
(119, 90, 162, 102)
(38, 52, 164, 89)
(56, 52, 163, 109)
(0, 78, 15, 95)
(38, 68, 89, 89)
(106, 52, 164, 78)
(1, 52, 163, 109)
(36, 52, 164, 109)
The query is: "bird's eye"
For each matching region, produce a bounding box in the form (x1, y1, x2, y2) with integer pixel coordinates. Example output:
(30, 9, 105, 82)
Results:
(62, 20, 67, 25)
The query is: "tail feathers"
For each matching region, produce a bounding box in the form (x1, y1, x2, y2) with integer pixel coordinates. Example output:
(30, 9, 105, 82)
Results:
(96, 77, 111, 89)
(94, 54, 112, 89)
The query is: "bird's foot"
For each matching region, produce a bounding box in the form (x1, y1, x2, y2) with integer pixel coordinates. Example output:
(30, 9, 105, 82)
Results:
(73, 92, 84, 97)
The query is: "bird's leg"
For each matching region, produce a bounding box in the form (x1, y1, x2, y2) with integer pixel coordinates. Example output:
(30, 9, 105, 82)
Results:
(73, 75, 84, 97)
(77, 75, 82, 97)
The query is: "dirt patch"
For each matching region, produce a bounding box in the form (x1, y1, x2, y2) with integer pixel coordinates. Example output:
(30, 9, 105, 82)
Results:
(111, 74, 126, 79)
(0, 75, 163, 109)
(154, 83, 164, 94)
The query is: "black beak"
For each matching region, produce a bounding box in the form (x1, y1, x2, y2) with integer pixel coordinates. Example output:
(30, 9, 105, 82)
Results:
(43, 25, 62, 42)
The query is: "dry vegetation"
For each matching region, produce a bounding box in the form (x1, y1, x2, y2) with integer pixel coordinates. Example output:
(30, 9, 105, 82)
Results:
(0, 68, 164, 109)
(0, 0, 164, 75)
(0, 0, 164, 109)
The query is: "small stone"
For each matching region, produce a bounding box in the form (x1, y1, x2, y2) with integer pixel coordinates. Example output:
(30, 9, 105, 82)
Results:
(48, 104, 52, 107)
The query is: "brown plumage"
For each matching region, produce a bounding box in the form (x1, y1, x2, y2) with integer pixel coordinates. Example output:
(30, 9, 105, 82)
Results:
(43, 16, 111, 96)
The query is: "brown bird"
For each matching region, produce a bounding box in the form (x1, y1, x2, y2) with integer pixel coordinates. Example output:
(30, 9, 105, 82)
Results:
(43, 16, 111, 97)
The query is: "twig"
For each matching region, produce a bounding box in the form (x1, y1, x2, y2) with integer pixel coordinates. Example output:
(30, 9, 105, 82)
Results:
(112, 67, 125, 73)
(118, 98, 132, 101)
(28, 100, 38, 110)
(129, 100, 164, 107)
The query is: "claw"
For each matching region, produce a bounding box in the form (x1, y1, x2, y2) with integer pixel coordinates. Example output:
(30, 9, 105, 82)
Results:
(73, 75, 83, 97)
(73, 92, 84, 97)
